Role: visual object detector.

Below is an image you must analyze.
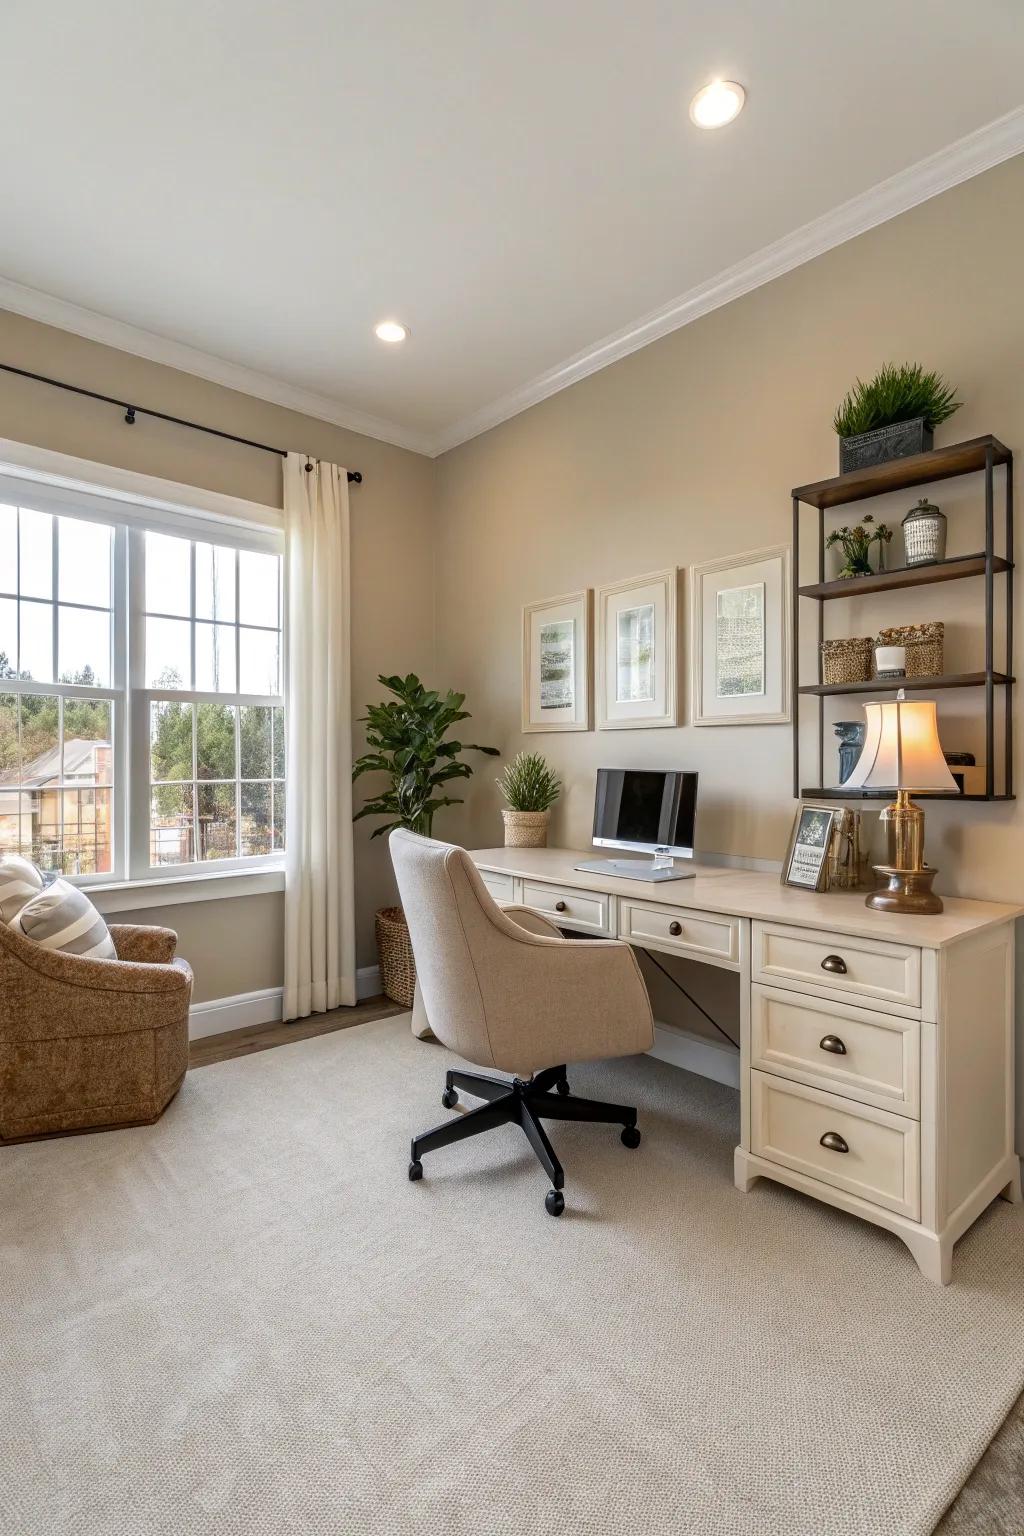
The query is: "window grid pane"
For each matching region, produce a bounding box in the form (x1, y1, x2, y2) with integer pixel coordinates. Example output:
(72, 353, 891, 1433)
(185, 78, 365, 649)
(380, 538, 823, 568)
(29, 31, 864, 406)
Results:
(0, 689, 114, 875)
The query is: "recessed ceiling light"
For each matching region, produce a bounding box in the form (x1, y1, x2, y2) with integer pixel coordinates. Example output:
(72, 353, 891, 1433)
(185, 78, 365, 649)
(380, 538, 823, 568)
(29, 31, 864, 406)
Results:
(374, 320, 409, 344)
(689, 80, 746, 129)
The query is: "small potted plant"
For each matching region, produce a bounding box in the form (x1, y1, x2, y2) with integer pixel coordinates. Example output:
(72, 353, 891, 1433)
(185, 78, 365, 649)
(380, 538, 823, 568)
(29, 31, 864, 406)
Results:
(497, 751, 561, 848)
(825, 513, 892, 579)
(833, 362, 960, 473)
(353, 674, 498, 1005)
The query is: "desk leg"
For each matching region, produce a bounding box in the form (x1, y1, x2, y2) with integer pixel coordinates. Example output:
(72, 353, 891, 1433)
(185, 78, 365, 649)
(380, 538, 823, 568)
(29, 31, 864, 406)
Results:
(734, 1146, 761, 1193)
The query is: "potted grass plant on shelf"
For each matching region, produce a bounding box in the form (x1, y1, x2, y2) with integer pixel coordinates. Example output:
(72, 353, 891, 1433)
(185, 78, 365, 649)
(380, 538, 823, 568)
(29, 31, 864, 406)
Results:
(353, 673, 498, 1005)
(497, 751, 562, 848)
(833, 362, 961, 473)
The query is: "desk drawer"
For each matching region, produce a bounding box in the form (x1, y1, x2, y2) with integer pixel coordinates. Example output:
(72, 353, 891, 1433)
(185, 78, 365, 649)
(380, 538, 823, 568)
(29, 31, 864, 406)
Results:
(618, 898, 740, 969)
(521, 879, 612, 935)
(753, 922, 921, 1011)
(751, 1070, 920, 1219)
(477, 869, 516, 904)
(751, 985, 920, 1117)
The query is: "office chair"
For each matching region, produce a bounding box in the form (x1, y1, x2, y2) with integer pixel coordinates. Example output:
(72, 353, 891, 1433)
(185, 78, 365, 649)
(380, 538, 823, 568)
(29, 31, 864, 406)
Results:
(390, 828, 654, 1215)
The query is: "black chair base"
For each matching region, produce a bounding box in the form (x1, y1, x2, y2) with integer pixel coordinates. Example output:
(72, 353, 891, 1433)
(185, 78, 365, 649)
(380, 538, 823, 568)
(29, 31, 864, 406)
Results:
(408, 1064, 641, 1215)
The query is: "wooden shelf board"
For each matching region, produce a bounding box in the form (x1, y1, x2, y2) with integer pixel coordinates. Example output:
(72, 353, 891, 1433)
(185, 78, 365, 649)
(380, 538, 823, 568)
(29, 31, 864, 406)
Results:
(799, 672, 1013, 698)
(799, 552, 1011, 601)
(801, 788, 1014, 803)
(792, 435, 1011, 510)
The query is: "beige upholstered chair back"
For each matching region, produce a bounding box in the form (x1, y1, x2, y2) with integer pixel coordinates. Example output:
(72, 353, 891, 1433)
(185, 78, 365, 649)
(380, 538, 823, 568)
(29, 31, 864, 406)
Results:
(389, 828, 654, 1077)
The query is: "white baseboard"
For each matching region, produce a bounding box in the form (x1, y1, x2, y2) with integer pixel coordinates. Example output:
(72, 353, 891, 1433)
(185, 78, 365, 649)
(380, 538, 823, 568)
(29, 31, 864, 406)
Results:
(189, 964, 384, 1040)
(649, 1021, 740, 1090)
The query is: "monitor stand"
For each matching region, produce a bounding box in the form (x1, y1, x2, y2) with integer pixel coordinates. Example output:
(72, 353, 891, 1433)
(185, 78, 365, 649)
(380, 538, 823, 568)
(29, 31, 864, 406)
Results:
(574, 856, 696, 883)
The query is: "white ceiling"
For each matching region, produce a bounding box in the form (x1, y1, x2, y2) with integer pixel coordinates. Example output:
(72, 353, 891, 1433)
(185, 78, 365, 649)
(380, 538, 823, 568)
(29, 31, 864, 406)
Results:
(3, 0, 1023, 456)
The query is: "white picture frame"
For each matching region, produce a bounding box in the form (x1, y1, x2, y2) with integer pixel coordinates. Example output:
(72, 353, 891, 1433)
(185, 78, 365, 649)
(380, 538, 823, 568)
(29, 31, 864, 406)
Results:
(690, 544, 791, 726)
(596, 569, 679, 730)
(522, 590, 592, 733)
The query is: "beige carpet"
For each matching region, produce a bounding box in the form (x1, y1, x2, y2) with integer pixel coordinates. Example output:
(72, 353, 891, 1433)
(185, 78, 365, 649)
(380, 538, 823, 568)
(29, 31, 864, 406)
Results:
(3, 1017, 1023, 1536)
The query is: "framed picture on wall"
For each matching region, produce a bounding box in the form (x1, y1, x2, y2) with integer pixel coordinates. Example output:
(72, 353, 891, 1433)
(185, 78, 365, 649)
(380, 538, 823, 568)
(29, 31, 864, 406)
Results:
(596, 569, 679, 730)
(690, 544, 791, 726)
(781, 803, 838, 891)
(522, 590, 592, 732)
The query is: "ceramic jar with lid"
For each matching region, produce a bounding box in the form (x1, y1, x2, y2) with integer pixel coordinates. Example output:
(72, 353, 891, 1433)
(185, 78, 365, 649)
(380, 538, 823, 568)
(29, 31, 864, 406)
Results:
(902, 497, 946, 566)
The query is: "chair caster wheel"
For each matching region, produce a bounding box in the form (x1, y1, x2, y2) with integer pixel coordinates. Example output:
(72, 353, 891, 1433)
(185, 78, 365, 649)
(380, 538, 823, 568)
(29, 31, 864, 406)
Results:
(555, 1077, 570, 1097)
(621, 1125, 641, 1149)
(441, 1087, 458, 1109)
(408, 1159, 423, 1181)
(545, 1188, 565, 1217)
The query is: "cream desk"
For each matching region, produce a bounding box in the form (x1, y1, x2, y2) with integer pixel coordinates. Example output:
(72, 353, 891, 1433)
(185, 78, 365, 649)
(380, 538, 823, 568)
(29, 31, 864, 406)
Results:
(470, 847, 1023, 1284)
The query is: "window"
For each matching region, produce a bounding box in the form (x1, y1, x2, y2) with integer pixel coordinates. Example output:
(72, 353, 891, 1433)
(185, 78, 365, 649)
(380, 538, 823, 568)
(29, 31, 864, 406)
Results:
(0, 488, 284, 885)
(0, 505, 119, 875)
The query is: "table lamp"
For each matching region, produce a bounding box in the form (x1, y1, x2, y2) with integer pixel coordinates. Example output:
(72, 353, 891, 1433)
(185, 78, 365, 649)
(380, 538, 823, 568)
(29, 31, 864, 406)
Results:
(842, 690, 959, 913)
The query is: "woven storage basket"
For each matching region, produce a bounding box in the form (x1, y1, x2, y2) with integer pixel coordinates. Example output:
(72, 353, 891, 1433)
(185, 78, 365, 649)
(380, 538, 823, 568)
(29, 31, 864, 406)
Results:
(501, 809, 550, 848)
(878, 622, 944, 678)
(821, 637, 873, 686)
(375, 906, 416, 1008)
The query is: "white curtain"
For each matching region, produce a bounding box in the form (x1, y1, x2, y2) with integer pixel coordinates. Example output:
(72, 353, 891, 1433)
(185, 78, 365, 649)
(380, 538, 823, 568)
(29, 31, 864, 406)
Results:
(282, 453, 357, 1019)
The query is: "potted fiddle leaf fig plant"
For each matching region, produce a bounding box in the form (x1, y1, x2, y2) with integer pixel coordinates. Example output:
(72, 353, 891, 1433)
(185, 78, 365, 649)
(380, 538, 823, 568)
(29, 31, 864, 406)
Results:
(833, 362, 960, 473)
(353, 673, 498, 1006)
(497, 751, 562, 847)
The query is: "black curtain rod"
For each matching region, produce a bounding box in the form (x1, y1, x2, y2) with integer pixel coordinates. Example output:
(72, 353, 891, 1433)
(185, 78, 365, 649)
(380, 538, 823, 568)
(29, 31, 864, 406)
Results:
(0, 361, 363, 484)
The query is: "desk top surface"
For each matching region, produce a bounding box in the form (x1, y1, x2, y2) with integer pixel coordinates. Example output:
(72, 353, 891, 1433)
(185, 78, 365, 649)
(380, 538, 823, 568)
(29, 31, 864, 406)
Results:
(470, 846, 1023, 950)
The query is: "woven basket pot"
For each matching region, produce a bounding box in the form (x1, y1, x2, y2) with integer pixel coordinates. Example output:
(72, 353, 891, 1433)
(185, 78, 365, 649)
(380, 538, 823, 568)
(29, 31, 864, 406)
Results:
(821, 637, 873, 686)
(502, 809, 550, 848)
(375, 906, 416, 1008)
(879, 622, 945, 679)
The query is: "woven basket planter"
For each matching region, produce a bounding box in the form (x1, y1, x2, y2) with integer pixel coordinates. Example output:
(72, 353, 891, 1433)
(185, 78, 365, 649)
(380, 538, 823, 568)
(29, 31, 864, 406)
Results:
(821, 637, 874, 686)
(375, 906, 416, 1008)
(878, 622, 944, 678)
(501, 809, 550, 848)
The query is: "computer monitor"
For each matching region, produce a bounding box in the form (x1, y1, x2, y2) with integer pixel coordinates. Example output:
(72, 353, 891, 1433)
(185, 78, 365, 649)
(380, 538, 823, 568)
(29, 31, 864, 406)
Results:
(576, 769, 698, 883)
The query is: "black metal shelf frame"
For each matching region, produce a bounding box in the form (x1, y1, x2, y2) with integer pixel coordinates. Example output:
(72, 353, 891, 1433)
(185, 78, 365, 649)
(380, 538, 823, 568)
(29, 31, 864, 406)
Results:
(792, 437, 1014, 802)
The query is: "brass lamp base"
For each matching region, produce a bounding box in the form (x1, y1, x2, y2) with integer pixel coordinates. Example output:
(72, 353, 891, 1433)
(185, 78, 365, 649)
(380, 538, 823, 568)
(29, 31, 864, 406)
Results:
(866, 865, 943, 915)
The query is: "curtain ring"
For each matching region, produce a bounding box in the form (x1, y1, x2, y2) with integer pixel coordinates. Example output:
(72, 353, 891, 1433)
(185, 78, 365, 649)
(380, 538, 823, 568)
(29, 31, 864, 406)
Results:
(304, 455, 314, 473)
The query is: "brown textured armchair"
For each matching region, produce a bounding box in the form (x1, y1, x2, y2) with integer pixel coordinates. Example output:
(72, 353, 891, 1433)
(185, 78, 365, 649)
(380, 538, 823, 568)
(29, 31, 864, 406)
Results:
(0, 918, 192, 1141)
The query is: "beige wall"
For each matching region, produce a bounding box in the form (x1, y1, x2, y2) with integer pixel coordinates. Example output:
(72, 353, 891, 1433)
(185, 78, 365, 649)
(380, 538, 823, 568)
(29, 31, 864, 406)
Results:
(434, 155, 1024, 908)
(0, 308, 437, 990)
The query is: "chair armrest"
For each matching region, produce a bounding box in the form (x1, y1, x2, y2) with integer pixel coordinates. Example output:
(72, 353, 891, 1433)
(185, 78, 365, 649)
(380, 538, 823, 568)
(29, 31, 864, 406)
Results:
(109, 924, 178, 965)
(499, 904, 564, 940)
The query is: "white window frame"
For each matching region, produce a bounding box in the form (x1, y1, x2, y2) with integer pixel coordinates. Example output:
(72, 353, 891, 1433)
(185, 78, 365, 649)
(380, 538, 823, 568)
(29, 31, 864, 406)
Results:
(0, 439, 286, 895)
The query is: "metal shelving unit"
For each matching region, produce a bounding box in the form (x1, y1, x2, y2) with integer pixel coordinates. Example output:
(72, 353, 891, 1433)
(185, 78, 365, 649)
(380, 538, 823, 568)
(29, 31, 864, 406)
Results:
(792, 434, 1014, 802)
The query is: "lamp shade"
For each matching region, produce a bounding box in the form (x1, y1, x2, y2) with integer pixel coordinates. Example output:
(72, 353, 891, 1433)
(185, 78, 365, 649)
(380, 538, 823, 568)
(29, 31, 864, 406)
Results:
(844, 695, 959, 793)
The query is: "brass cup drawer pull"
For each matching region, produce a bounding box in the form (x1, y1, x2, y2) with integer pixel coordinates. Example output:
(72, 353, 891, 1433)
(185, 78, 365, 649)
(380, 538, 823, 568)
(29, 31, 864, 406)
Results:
(819, 1131, 850, 1154)
(668, 921, 682, 937)
(554, 900, 567, 913)
(820, 954, 848, 975)
(819, 1034, 847, 1056)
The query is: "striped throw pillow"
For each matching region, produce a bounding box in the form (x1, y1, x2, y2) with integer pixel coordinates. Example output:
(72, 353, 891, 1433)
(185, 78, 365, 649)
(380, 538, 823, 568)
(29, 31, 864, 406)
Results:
(0, 854, 45, 925)
(12, 878, 116, 960)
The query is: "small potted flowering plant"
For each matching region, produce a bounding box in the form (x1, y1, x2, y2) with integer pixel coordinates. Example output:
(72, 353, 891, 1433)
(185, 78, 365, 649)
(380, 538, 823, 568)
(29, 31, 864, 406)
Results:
(825, 514, 892, 579)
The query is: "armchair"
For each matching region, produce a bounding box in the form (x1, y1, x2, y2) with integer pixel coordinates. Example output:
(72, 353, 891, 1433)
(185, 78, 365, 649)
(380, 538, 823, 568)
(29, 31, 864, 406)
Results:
(0, 918, 192, 1141)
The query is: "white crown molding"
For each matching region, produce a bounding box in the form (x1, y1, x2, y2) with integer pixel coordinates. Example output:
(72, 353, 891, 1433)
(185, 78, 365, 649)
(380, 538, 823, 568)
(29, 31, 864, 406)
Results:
(433, 106, 1024, 456)
(0, 275, 435, 458)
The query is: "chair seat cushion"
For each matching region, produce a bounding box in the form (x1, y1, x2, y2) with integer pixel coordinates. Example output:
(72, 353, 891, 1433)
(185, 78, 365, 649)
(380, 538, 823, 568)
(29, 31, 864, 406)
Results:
(0, 854, 44, 925)
(11, 878, 116, 960)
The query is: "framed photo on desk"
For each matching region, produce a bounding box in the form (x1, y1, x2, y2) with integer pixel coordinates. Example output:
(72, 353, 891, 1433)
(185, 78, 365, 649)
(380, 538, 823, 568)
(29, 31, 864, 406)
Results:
(782, 804, 838, 891)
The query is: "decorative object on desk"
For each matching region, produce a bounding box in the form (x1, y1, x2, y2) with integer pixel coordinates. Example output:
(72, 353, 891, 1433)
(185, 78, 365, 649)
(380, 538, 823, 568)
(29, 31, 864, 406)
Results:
(833, 362, 961, 473)
(878, 621, 944, 678)
(824, 808, 869, 890)
(497, 751, 561, 847)
(821, 636, 873, 686)
(874, 644, 906, 679)
(781, 804, 838, 891)
(833, 720, 867, 783)
(522, 590, 592, 733)
(353, 673, 499, 1003)
(825, 514, 892, 579)
(690, 546, 790, 725)
(843, 691, 959, 913)
(596, 569, 679, 729)
(902, 497, 947, 565)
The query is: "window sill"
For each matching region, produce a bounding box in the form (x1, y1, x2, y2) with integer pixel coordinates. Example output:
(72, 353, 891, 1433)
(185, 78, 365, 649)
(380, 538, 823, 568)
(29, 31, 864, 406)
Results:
(89, 864, 285, 915)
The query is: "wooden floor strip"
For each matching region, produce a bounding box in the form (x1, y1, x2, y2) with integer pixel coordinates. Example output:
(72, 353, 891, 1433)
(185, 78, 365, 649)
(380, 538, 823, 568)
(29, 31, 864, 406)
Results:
(189, 996, 407, 1068)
